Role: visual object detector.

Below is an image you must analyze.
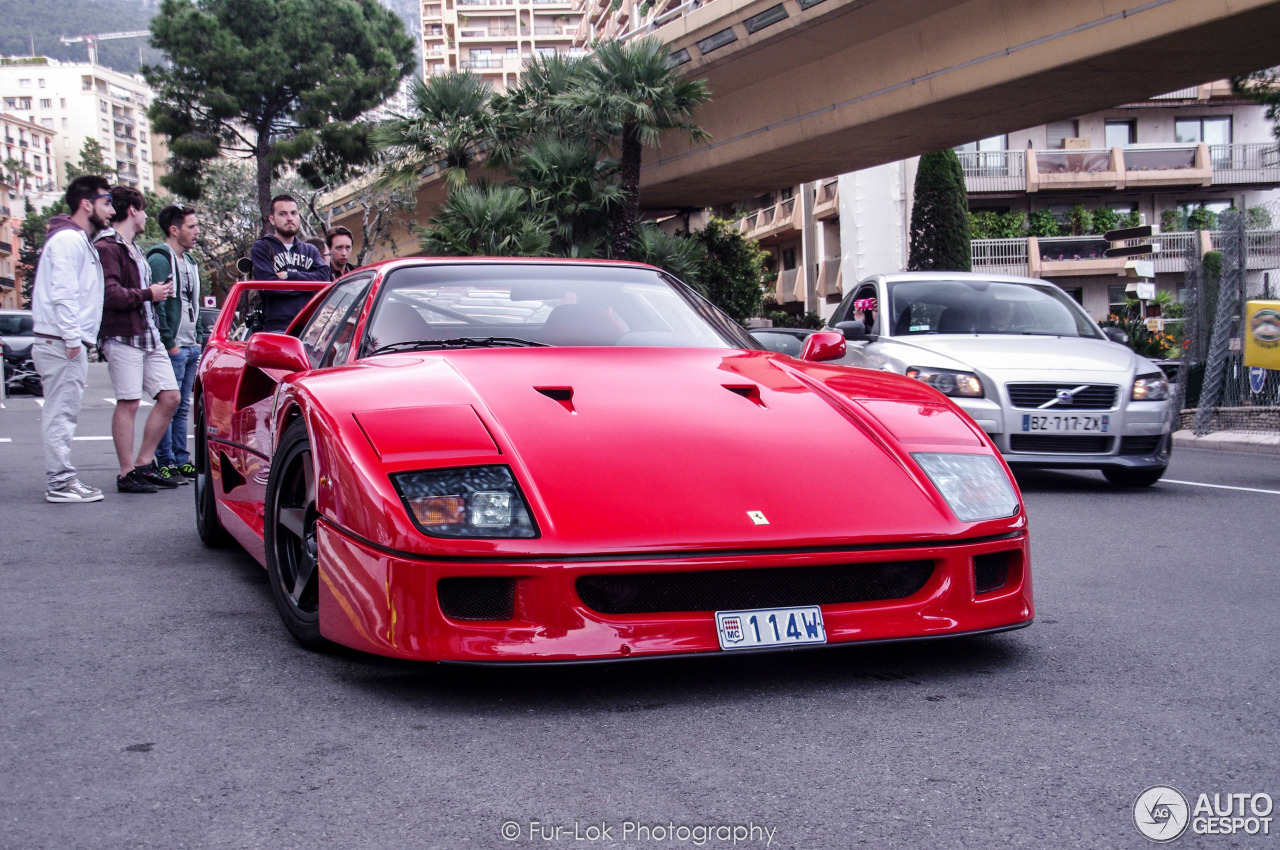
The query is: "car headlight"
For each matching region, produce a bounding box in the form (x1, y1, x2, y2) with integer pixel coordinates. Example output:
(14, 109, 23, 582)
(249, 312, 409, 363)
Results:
(912, 453, 1020, 522)
(905, 366, 983, 398)
(391, 465, 538, 538)
(1132, 373, 1169, 402)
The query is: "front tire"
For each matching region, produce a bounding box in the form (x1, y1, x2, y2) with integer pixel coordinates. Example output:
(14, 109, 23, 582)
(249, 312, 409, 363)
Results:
(194, 397, 232, 548)
(264, 419, 329, 650)
(1102, 465, 1167, 487)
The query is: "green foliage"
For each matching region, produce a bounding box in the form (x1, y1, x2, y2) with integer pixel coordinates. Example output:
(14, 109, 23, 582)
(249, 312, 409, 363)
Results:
(1233, 70, 1280, 147)
(1098, 308, 1178, 359)
(551, 38, 711, 259)
(967, 210, 1026, 239)
(509, 136, 622, 257)
(1091, 207, 1119, 235)
(1160, 209, 1183, 232)
(1186, 206, 1217, 231)
(908, 150, 971, 271)
(1246, 206, 1273, 229)
(765, 310, 824, 329)
(688, 217, 769, 324)
(629, 223, 706, 286)
(374, 72, 495, 191)
(17, 198, 66, 307)
(417, 183, 552, 257)
(64, 139, 112, 182)
(146, 0, 415, 222)
(1066, 204, 1093, 236)
(1119, 210, 1142, 229)
(1027, 209, 1061, 237)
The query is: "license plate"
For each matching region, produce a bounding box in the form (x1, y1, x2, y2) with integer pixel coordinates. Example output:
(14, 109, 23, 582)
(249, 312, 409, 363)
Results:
(1021, 413, 1109, 433)
(715, 606, 826, 651)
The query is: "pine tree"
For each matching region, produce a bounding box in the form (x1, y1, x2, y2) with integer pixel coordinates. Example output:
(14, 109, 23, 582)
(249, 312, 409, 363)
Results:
(908, 150, 972, 272)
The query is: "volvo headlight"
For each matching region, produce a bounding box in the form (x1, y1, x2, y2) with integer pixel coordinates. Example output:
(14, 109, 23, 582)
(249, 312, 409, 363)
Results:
(912, 453, 1019, 522)
(905, 366, 983, 398)
(1132, 373, 1169, 401)
(392, 465, 538, 538)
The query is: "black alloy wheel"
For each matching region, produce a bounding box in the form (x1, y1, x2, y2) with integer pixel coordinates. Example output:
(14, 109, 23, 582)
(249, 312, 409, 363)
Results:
(264, 419, 329, 649)
(194, 397, 232, 547)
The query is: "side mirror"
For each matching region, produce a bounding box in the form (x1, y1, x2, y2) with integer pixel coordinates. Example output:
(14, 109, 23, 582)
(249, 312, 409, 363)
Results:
(246, 333, 310, 373)
(835, 320, 871, 341)
(799, 331, 847, 363)
(1102, 326, 1130, 345)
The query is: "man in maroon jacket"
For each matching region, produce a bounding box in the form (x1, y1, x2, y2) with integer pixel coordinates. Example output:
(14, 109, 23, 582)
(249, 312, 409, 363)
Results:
(95, 186, 181, 494)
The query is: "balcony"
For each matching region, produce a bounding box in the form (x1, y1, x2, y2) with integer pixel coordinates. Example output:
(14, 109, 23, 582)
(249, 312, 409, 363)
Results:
(1207, 143, 1280, 185)
(956, 150, 1026, 193)
(813, 179, 839, 219)
(0, 275, 15, 290)
(774, 268, 802, 304)
(0, 240, 12, 254)
(970, 229, 1280, 278)
(816, 256, 842, 298)
(732, 197, 800, 244)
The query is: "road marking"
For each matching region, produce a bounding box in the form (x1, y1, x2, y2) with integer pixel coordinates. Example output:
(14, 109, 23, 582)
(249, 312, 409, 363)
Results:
(1163, 479, 1280, 496)
(73, 436, 113, 441)
(0, 438, 10, 443)
(104, 398, 153, 407)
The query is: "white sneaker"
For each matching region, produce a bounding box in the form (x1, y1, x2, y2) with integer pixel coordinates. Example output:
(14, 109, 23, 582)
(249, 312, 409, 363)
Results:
(46, 478, 104, 503)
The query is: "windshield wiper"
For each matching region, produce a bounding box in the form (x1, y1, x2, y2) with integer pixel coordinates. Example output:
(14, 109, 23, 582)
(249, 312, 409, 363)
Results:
(371, 337, 547, 355)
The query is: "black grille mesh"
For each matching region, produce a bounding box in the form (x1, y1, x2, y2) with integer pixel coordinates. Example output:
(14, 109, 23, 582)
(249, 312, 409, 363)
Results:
(576, 561, 935, 615)
(1119, 435, 1163, 455)
(1006, 384, 1118, 410)
(1009, 434, 1112, 454)
(437, 577, 515, 621)
(974, 552, 1009, 594)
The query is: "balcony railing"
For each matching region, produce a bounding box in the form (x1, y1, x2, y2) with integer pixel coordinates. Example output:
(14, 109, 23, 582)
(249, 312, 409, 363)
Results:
(956, 150, 1026, 192)
(0, 275, 15, 289)
(970, 238, 1029, 276)
(816, 256, 842, 298)
(0, 240, 13, 254)
(1207, 143, 1280, 184)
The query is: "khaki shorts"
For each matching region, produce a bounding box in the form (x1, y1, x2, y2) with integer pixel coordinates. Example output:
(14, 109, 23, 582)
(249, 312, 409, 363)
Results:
(103, 338, 179, 400)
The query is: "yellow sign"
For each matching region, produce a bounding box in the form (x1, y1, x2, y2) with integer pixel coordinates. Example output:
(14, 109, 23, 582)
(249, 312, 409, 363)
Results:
(1243, 300, 1280, 369)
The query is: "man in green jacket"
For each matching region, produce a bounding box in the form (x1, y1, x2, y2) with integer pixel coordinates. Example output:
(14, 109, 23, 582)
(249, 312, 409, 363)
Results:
(149, 203, 202, 484)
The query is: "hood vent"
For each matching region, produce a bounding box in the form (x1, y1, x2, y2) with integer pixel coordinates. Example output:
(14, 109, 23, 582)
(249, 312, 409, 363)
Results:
(536, 386, 575, 413)
(723, 384, 767, 408)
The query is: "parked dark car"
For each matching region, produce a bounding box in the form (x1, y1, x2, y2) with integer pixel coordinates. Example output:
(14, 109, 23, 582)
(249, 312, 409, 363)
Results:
(0, 309, 42, 396)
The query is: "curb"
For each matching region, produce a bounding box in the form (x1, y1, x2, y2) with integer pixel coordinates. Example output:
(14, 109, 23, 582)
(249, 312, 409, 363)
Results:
(1173, 429, 1280, 454)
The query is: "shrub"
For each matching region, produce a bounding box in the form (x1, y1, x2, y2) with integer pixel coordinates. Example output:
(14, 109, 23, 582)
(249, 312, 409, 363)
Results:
(1027, 209, 1060, 237)
(1246, 206, 1273, 229)
(1066, 204, 1093, 236)
(908, 150, 971, 271)
(1186, 206, 1217, 231)
(1092, 207, 1120, 235)
(1160, 209, 1183, 232)
(1120, 210, 1142, 228)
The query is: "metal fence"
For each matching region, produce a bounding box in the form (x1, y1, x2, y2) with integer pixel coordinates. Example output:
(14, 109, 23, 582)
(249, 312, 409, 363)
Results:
(1207, 143, 1280, 183)
(970, 238, 1029, 276)
(1178, 208, 1280, 435)
(956, 150, 1026, 192)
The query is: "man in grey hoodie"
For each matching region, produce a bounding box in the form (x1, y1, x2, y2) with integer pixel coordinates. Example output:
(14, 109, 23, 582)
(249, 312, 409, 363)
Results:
(30, 175, 114, 503)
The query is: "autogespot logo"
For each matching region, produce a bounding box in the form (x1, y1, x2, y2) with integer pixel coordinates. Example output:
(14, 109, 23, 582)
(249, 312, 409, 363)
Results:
(1135, 785, 1190, 843)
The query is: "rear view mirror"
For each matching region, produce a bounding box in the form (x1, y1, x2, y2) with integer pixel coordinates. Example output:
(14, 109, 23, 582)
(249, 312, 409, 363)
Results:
(1103, 326, 1130, 346)
(246, 333, 310, 374)
(835, 320, 871, 341)
(799, 331, 847, 363)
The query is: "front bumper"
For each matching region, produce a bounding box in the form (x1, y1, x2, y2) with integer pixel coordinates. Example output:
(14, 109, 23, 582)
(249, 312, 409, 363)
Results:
(955, 396, 1174, 470)
(315, 522, 1034, 662)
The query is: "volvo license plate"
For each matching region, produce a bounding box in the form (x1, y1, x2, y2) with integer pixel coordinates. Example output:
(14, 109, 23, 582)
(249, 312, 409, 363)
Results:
(715, 606, 826, 651)
(1021, 413, 1109, 433)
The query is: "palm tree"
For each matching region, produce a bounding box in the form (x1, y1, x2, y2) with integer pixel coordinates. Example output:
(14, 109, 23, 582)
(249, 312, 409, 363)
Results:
(374, 72, 494, 190)
(554, 37, 710, 259)
(489, 53, 596, 169)
(510, 136, 623, 257)
(417, 183, 552, 256)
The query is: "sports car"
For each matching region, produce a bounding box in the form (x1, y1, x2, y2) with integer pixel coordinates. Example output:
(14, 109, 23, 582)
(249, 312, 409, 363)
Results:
(193, 258, 1032, 662)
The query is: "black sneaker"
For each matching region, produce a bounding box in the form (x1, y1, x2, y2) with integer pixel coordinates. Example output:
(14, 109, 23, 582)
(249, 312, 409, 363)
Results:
(177, 462, 197, 479)
(163, 464, 191, 485)
(117, 469, 158, 494)
(134, 461, 180, 490)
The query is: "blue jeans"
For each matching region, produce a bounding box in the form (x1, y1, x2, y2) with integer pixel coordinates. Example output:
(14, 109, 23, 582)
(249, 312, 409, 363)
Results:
(157, 345, 201, 467)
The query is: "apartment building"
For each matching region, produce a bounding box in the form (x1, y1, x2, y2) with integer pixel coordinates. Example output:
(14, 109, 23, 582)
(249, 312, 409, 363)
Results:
(0, 178, 17, 308)
(730, 81, 1280, 323)
(422, 0, 584, 92)
(1, 111, 58, 195)
(0, 58, 163, 194)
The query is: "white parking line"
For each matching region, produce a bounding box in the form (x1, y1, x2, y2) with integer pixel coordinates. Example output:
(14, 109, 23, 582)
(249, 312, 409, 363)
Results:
(0, 438, 10, 443)
(104, 398, 152, 407)
(73, 436, 113, 441)
(1163, 479, 1280, 496)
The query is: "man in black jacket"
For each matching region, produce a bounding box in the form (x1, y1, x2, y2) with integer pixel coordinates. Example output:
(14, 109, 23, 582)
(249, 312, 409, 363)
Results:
(249, 195, 329, 332)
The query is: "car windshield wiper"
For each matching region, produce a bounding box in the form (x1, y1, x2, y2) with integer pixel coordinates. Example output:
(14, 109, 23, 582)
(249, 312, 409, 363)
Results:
(371, 337, 547, 355)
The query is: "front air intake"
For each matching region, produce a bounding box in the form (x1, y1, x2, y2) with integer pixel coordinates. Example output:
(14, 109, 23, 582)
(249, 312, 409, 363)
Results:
(437, 577, 515, 621)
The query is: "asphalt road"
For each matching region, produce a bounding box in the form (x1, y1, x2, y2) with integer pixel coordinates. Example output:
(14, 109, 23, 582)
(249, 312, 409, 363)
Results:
(2, 364, 1278, 849)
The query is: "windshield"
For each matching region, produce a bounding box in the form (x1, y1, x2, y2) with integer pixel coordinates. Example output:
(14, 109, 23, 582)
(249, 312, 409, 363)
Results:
(363, 263, 758, 354)
(887, 279, 1103, 339)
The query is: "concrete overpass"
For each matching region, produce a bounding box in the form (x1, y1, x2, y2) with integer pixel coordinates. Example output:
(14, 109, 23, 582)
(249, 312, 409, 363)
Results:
(636, 0, 1280, 209)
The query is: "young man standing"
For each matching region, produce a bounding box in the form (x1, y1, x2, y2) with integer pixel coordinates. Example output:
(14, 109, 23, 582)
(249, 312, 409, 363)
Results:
(94, 186, 181, 494)
(249, 195, 329, 332)
(30, 175, 114, 503)
(327, 226, 356, 280)
(150, 204, 202, 484)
